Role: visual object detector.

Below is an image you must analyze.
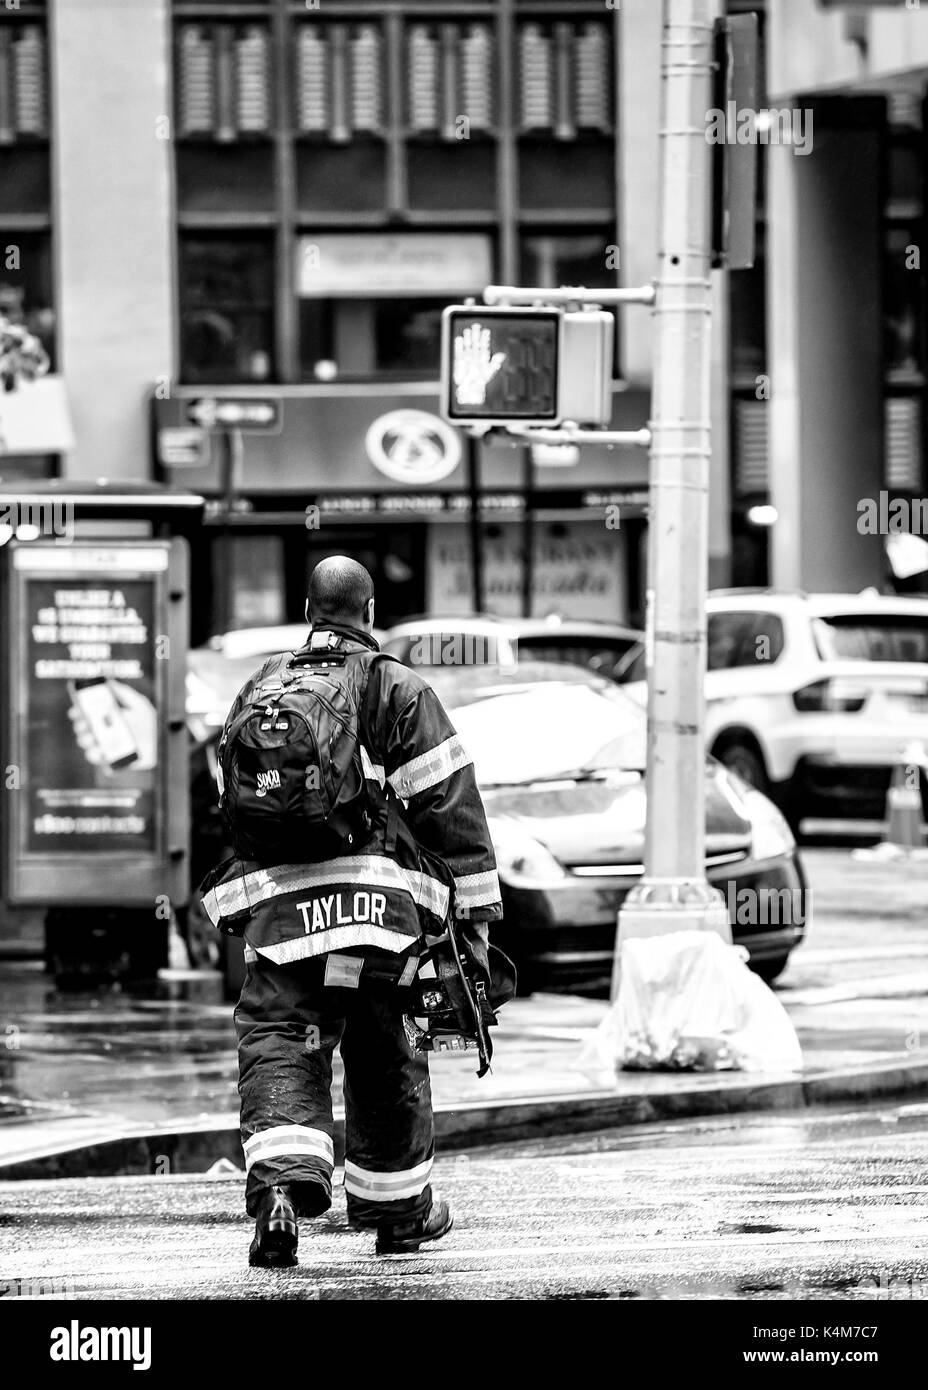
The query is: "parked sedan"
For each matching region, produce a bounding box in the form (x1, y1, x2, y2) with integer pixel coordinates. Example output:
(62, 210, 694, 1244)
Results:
(427, 663, 806, 994)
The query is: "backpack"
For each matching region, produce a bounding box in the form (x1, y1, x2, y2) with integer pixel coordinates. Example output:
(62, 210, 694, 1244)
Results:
(218, 644, 384, 864)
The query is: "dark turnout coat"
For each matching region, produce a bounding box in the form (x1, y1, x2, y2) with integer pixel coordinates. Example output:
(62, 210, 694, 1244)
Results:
(202, 624, 503, 967)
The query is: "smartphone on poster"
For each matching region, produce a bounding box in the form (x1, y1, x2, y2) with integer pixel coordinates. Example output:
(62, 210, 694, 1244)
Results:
(67, 677, 140, 770)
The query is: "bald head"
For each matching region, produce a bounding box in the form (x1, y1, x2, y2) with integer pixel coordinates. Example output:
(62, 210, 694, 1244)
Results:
(307, 556, 375, 631)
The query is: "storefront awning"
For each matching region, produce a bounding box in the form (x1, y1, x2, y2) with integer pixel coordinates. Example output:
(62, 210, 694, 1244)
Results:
(0, 375, 75, 454)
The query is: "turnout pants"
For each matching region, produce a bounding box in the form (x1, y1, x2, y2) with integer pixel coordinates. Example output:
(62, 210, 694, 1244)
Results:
(234, 949, 434, 1223)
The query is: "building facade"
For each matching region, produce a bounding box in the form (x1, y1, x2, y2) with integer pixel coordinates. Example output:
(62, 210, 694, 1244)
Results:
(764, 0, 928, 593)
(19, 3, 917, 636)
(1, 0, 717, 641)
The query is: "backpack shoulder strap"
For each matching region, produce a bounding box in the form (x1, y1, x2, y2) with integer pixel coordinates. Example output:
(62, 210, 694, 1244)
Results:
(241, 650, 291, 697)
(355, 651, 406, 851)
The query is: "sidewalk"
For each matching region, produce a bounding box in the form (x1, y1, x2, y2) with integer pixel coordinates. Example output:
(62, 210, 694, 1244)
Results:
(3, 907, 928, 1178)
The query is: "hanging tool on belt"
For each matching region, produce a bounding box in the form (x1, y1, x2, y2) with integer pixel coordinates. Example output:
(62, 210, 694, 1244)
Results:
(404, 926, 517, 1079)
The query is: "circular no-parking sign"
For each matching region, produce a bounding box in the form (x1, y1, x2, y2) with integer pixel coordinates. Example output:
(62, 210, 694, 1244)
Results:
(365, 409, 462, 485)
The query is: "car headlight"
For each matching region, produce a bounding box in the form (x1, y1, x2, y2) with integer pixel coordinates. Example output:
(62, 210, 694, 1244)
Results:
(742, 787, 796, 862)
(487, 817, 566, 886)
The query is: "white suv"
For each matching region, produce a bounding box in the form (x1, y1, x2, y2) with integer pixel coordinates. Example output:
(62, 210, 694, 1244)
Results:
(629, 590, 928, 835)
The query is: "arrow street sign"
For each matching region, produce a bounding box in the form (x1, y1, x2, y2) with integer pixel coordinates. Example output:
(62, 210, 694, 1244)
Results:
(157, 427, 208, 467)
(185, 397, 282, 432)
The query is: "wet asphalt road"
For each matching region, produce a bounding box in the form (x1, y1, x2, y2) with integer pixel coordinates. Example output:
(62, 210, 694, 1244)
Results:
(0, 1102, 926, 1301)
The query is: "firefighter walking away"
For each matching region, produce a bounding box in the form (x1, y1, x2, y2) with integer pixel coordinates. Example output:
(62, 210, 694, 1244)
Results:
(201, 557, 507, 1265)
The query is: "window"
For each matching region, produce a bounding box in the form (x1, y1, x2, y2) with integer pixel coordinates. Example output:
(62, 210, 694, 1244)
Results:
(516, 19, 612, 138)
(812, 614, 928, 665)
(884, 223, 923, 382)
(374, 299, 446, 376)
(296, 230, 493, 381)
(730, 237, 766, 384)
(737, 612, 784, 666)
(517, 634, 639, 682)
(179, 235, 275, 384)
(300, 295, 447, 381)
(520, 232, 614, 291)
(0, 228, 54, 367)
(708, 613, 748, 670)
(520, 231, 619, 374)
(0, 15, 49, 144)
(708, 611, 784, 669)
(175, 20, 272, 141)
(882, 114, 926, 490)
(726, 4, 769, 526)
(171, 2, 618, 384)
(405, 22, 494, 138)
(0, 5, 52, 362)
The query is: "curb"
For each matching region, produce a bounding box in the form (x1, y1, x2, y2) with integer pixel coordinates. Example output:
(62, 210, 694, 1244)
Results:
(2, 1056, 927, 1181)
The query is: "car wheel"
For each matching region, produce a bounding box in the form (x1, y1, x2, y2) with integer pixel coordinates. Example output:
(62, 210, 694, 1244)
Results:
(716, 740, 771, 796)
(751, 953, 790, 985)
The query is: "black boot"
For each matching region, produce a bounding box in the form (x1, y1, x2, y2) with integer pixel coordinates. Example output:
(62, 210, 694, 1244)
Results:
(248, 1185, 299, 1268)
(375, 1197, 453, 1255)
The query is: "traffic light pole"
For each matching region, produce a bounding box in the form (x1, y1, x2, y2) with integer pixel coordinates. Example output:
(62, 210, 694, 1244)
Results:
(464, 432, 485, 612)
(612, 0, 730, 1001)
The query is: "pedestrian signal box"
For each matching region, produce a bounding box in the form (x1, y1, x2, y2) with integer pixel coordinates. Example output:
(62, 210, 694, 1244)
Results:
(441, 304, 614, 430)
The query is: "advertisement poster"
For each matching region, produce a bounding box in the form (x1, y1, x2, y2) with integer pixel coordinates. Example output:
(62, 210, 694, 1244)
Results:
(23, 573, 159, 856)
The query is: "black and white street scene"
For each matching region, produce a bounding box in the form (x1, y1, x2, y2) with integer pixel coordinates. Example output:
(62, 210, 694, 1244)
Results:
(2, 0, 928, 1355)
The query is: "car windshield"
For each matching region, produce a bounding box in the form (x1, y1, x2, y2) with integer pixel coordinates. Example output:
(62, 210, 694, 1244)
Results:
(812, 614, 928, 664)
(445, 675, 647, 786)
(516, 635, 639, 681)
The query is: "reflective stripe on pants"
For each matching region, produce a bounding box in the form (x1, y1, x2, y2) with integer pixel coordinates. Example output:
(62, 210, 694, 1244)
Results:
(344, 1155, 433, 1203)
(243, 1124, 334, 1173)
(234, 951, 434, 1221)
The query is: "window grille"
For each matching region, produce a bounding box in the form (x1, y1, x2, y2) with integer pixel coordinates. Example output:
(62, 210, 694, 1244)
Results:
(518, 21, 612, 138)
(295, 22, 385, 140)
(176, 22, 272, 139)
(733, 396, 769, 497)
(236, 26, 271, 134)
(0, 24, 48, 143)
(885, 395, 922, 492)
(407, 22, 494, 139)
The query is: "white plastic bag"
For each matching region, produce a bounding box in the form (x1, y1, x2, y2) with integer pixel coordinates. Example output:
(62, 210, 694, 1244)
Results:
(730, 963, 804, 1072)
(577, 930, 802, 1074)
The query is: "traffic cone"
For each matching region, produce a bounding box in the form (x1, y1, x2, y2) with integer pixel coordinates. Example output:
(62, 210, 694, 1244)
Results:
(855, 742, 928, 861)
(885, 756, 924, 849)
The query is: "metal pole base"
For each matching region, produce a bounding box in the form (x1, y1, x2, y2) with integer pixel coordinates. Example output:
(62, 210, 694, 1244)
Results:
(612, 878, 732, 1000)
